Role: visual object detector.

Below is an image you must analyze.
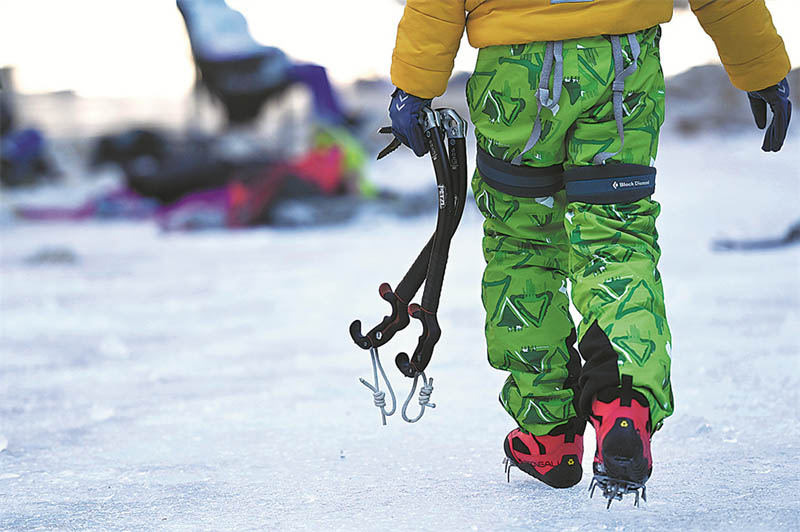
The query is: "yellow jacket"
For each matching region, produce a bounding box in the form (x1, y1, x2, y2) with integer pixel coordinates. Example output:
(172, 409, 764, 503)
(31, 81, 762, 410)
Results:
(391, 0, 791, 97)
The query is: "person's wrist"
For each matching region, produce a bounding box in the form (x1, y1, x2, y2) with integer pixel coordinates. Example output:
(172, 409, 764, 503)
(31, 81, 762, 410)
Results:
(392, 87, 427, 98)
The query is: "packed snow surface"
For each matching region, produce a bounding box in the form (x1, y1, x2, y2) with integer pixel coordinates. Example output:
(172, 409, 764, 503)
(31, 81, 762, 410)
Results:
(1, 132, 799, 531)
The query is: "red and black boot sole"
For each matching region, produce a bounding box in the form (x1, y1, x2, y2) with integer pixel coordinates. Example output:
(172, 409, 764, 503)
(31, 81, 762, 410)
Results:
(589, 417, 651, 507)
(589, 380, 653, 508)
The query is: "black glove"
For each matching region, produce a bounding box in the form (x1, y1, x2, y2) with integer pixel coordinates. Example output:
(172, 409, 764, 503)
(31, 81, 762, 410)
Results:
(747, 78, 792, 152)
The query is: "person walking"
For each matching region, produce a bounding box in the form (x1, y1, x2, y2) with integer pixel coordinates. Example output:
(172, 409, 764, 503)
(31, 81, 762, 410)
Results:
(386, 0, 791, 503)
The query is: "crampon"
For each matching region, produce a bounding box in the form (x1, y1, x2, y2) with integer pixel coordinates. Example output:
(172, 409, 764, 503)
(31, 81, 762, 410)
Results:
(589, 474, 646, 509)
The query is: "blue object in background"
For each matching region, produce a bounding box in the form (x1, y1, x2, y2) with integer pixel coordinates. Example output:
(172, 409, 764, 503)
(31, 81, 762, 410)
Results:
(1, 128, 50, 186)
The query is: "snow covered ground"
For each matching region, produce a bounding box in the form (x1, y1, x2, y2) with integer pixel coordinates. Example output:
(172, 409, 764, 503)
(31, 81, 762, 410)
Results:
(1, 131, 798, 531)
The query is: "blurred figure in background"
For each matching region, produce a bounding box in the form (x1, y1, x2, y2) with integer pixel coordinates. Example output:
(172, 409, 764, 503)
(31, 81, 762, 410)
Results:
(1, 70, 55, 187)
(177, 0, 350, 127)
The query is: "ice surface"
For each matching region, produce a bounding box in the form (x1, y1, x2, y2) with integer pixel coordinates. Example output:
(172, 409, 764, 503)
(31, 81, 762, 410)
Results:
(1, 132, 799, 531)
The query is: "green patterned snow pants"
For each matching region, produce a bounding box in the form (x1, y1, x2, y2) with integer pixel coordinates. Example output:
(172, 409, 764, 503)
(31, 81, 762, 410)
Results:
(468, 27, 674, 435)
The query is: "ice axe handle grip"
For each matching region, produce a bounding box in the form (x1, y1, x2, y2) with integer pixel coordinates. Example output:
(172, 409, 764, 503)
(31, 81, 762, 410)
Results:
(395, 303, 441, 377)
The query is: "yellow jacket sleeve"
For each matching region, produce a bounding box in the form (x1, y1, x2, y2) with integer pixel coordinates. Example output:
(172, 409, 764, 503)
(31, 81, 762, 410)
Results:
(390, 0, 466, 98)
(690, 0, 791, 91)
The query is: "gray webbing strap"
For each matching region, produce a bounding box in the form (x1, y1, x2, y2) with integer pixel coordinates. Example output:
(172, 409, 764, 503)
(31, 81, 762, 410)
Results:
(512, 41, 564, 165)
(593, 33, 641, 165)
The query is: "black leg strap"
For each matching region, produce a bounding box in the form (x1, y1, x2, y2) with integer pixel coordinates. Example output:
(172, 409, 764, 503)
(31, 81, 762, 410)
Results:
(563, 164, 655, 204)
(476, 147, 563, 198)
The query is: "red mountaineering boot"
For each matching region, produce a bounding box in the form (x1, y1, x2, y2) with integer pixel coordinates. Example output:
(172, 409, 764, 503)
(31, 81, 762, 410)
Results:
(588, 379, 653, 508)
(503, 420, 584, 488)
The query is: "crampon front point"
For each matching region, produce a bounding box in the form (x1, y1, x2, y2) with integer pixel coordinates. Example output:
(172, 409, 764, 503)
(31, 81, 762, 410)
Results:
(589, 474, 647, 509)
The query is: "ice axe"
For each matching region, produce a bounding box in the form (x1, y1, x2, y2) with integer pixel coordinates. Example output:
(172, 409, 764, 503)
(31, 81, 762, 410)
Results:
(349, 108, 468, 425)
